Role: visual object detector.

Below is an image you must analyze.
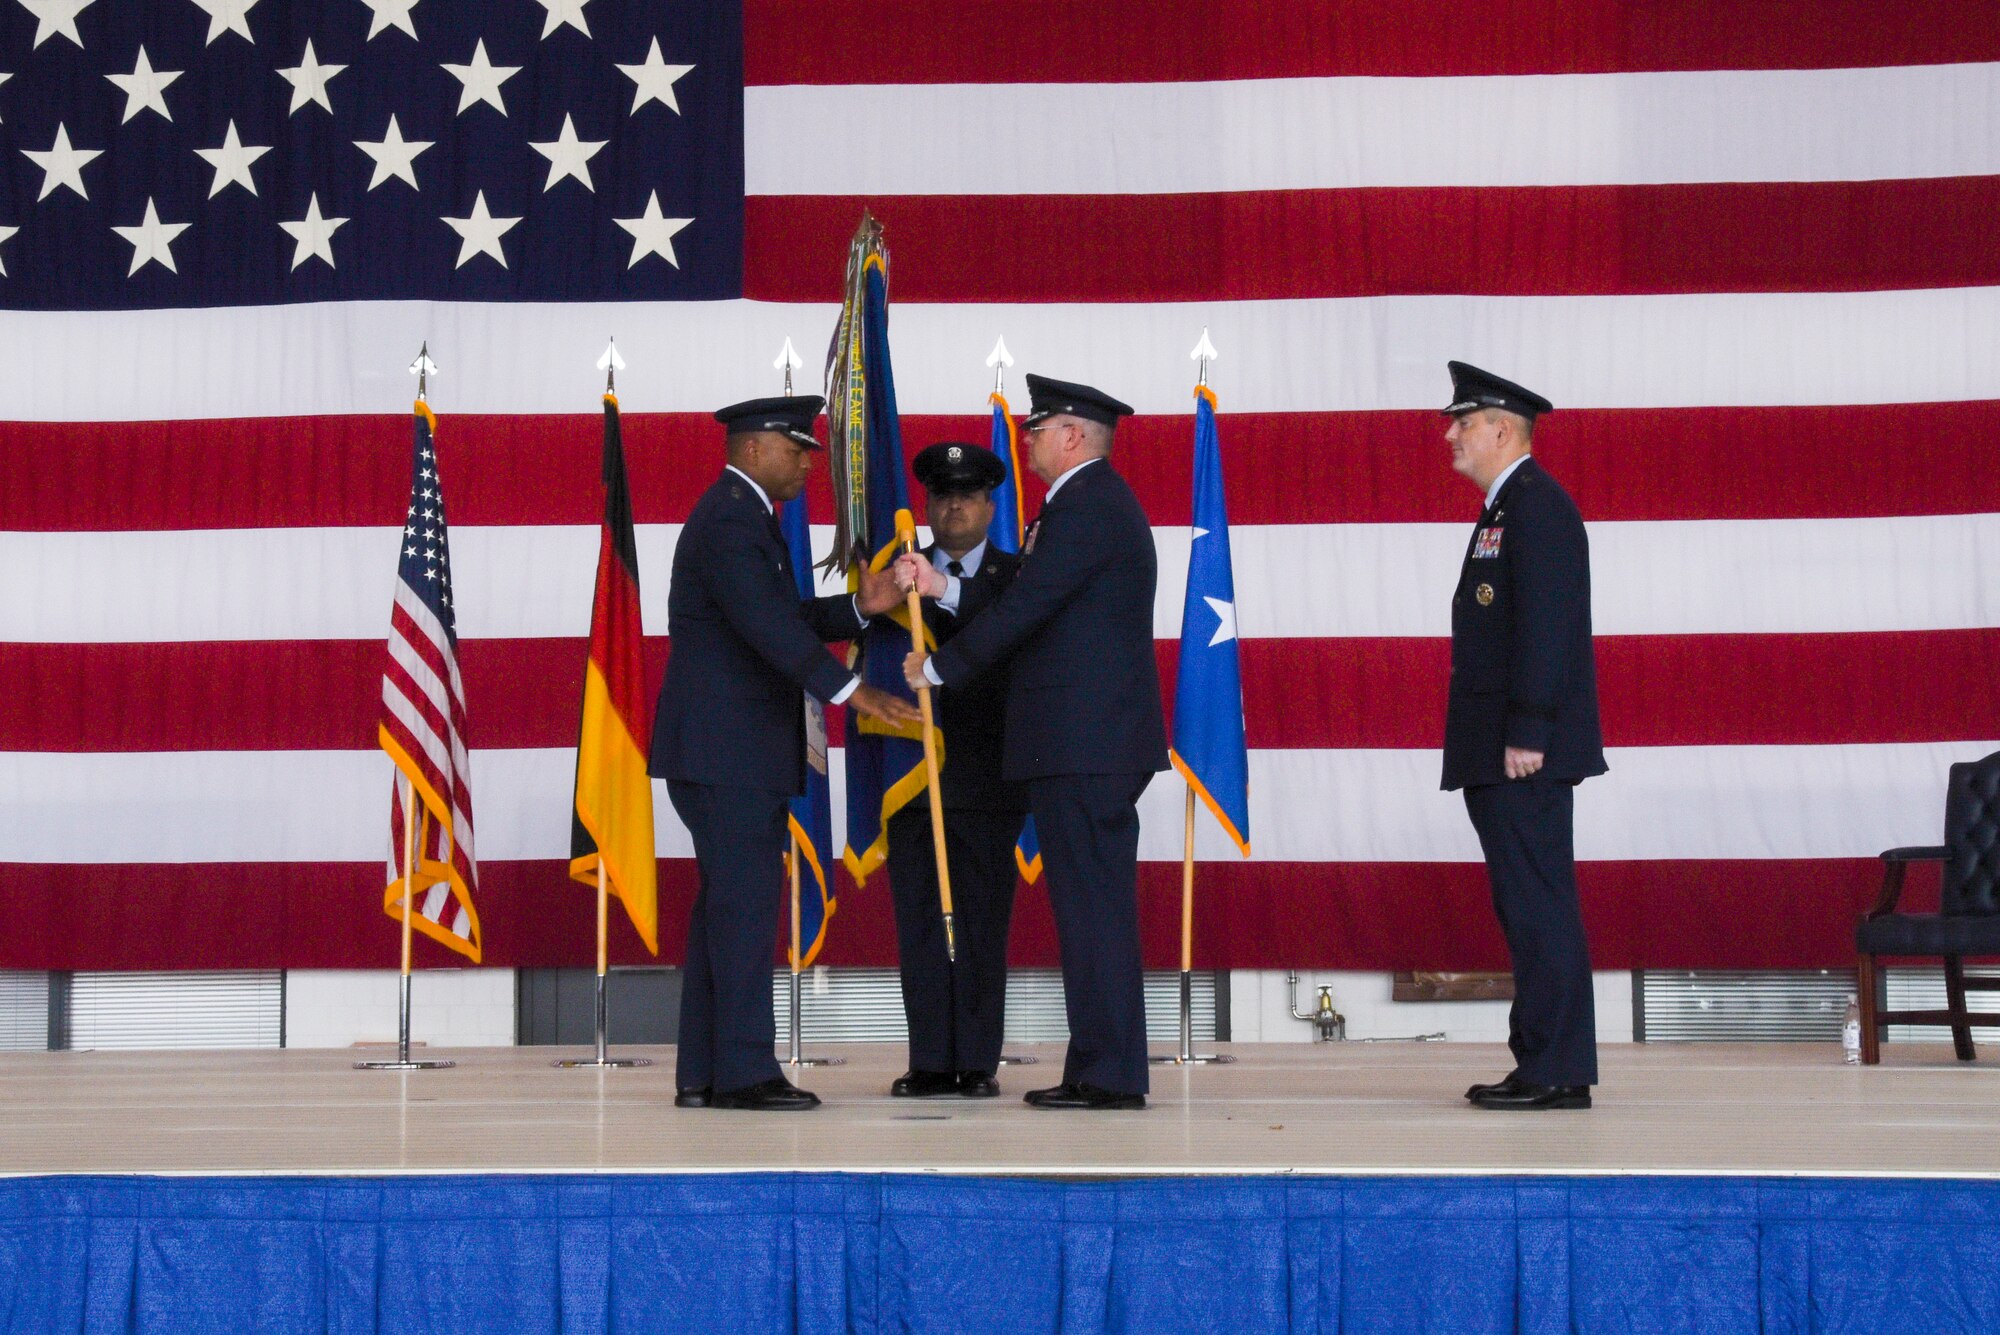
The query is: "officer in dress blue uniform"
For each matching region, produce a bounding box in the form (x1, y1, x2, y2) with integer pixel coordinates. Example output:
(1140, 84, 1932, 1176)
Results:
(899, 375, 1167, 1110)
(650, 396, 918, 1111)
(885, 442, 1027, 1100)
(1439, 362, 1607, 1111)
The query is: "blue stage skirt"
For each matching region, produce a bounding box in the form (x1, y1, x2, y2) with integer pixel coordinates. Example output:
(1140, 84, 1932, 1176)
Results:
(3, 1173, 1996, 1333)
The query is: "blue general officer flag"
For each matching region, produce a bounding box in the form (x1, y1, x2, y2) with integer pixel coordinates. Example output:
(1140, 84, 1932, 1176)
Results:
(986, 389, 1043, 882)
(780, 496, 836, 966)
(1171, 385, 1250, 855)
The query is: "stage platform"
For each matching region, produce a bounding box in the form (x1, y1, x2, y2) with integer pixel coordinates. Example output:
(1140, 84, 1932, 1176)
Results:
(6, 1043, 2000, 1332)
(3, 1040, 1997, 1178)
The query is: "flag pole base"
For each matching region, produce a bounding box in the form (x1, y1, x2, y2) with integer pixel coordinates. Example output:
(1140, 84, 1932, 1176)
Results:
(1147, 968, 1237, 1064)
(356, 972, 454, 1068)
(996, 1054, 1040, 1065)
(355, 1058, 457, 1070)
(553, 1056, 653, 1068)
(783, 967, 846, 1066)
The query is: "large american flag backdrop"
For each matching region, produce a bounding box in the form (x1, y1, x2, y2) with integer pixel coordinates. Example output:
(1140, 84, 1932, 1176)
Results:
(2, 1, 1997, 973)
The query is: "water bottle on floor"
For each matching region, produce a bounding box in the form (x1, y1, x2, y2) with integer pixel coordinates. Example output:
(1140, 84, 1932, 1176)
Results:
(1842, 996, 1861, 1064)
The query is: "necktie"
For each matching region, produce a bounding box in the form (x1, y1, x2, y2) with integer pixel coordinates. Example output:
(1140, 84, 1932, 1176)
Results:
(947, 559, 964, 578)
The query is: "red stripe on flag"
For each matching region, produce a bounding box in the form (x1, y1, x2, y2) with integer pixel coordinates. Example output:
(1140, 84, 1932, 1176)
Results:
(0, 855, 1921, 972)
(746, 180, 2000, 304)
(586, 533, 653, 738)
(9, 630, 1995, 752)
(11, 402, 1997, 530)
(744, 0, 2000, 82)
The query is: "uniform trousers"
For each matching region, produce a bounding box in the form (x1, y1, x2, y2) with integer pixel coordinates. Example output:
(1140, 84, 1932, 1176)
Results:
(1030, 771, 1153, 1095)
(1463, 774, 1598, 1086)
(667, 780, 789, 1094)
(885, 804, 1023, 1076)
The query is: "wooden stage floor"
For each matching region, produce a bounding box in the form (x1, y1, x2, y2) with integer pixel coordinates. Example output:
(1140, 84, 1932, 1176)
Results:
(4, 1041, 1998, 1179)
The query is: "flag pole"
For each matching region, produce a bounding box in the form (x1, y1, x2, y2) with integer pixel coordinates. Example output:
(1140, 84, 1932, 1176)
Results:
(782, 836, 843, 1067)
(984, 337, 1038, 1068)
(357, 776, 455, 1070)
(556, 342, 651, 1070)
(898, 512, 956, 963)
(1154, 329, 1234, 1066)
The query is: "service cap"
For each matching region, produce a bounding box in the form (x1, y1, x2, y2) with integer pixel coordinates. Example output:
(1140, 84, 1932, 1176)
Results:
(1021, 373, 1136, 429)
(1443, 362, 1553, 422)
(715, 395, 825, 449)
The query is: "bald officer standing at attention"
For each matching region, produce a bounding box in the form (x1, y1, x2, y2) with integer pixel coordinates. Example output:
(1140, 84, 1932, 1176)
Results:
(651, 395, 918, 1112)
(899, 375, 1166, 1111)
(1439, 362, 1607, 1112)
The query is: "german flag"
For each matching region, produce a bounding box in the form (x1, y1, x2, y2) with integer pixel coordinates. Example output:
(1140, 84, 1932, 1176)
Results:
(569, 393, 658, 953)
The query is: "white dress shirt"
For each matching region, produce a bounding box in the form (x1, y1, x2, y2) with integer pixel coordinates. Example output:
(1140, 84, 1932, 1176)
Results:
(1484, 453, 1531, 511)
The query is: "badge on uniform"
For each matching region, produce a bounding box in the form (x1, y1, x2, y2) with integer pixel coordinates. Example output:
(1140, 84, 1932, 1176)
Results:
(1473, 527, 1503, 559)
(1475, 583, 1495, 606)
(1023, 519, 1039, 556)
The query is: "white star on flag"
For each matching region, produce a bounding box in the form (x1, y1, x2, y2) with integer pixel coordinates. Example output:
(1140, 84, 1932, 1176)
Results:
(441, 39, 519, 115)
(358, 0, 419, 41)
(18, 0, 95, 50)
(613, 191, 692, 267)
(277, 39, 345, 115)
(441, 191, 520, 268)
(22, 123, 100, 201)
(616, 38, 692, 114)
(1202, 596, 1238, 647)
(535, 0, 591, 39)
(278, 193, 346, 270)
(112, 198, 190, 275)
(0, 224, 17, 276)
(188, 0, 258, 46)
(528, 113, 606, 191)
(106, 46, 181, 122)
(193, 120, 270, 197)
(354, 114, 432, 190)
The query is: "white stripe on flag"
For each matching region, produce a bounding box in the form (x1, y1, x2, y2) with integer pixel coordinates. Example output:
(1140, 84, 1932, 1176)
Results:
(4, 741, 1993, 865)
(10, 516, 1997, 642)
(746, 64, 2000, 194)
(2, 288, 1998, 419)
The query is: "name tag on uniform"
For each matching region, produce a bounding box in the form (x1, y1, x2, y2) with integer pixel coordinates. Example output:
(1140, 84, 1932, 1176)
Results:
(1472, 527, 1503, 559)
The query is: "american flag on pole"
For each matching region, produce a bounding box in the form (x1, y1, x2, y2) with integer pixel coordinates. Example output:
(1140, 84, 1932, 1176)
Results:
(379, 400, 480, 962)
(2, 2, 1997, 975)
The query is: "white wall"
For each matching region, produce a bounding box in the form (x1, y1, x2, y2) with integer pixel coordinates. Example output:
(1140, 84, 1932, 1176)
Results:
(284, 969, 516, 1049)
(1228, 969, 1634, 1045)
(275, 966, 1634, 1051)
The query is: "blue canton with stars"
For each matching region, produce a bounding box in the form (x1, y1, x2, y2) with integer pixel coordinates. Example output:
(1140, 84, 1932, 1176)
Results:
(0, 0, 743, 310)
(402, 406, 458, 635)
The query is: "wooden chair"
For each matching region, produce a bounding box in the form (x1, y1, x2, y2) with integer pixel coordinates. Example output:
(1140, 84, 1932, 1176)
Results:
(1856, 750, 2000, 1063)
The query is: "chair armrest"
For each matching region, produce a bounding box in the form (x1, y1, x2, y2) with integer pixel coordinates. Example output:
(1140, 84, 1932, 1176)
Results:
(1880, 846, 1949, 863)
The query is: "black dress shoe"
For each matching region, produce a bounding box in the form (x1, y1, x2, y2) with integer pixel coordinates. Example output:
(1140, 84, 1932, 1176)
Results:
(890, 1070, 958, 1098)
(711, 1077, 821, 1111)
(1469, 1080, 1591, 1110)
(956, 1072, 1000, 1098)
(1465, 1073, 1524, 1101)
(673, 1087, 712, 1108)
(1023, 1082, 1145, 1110)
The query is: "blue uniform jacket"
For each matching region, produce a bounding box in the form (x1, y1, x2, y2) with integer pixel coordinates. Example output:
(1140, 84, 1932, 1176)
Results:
(928, 460, 1168, 782)
(648, 472, 864, 794)
(1441, 456, 1608, 791)
(921, 547, 1025, 812)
